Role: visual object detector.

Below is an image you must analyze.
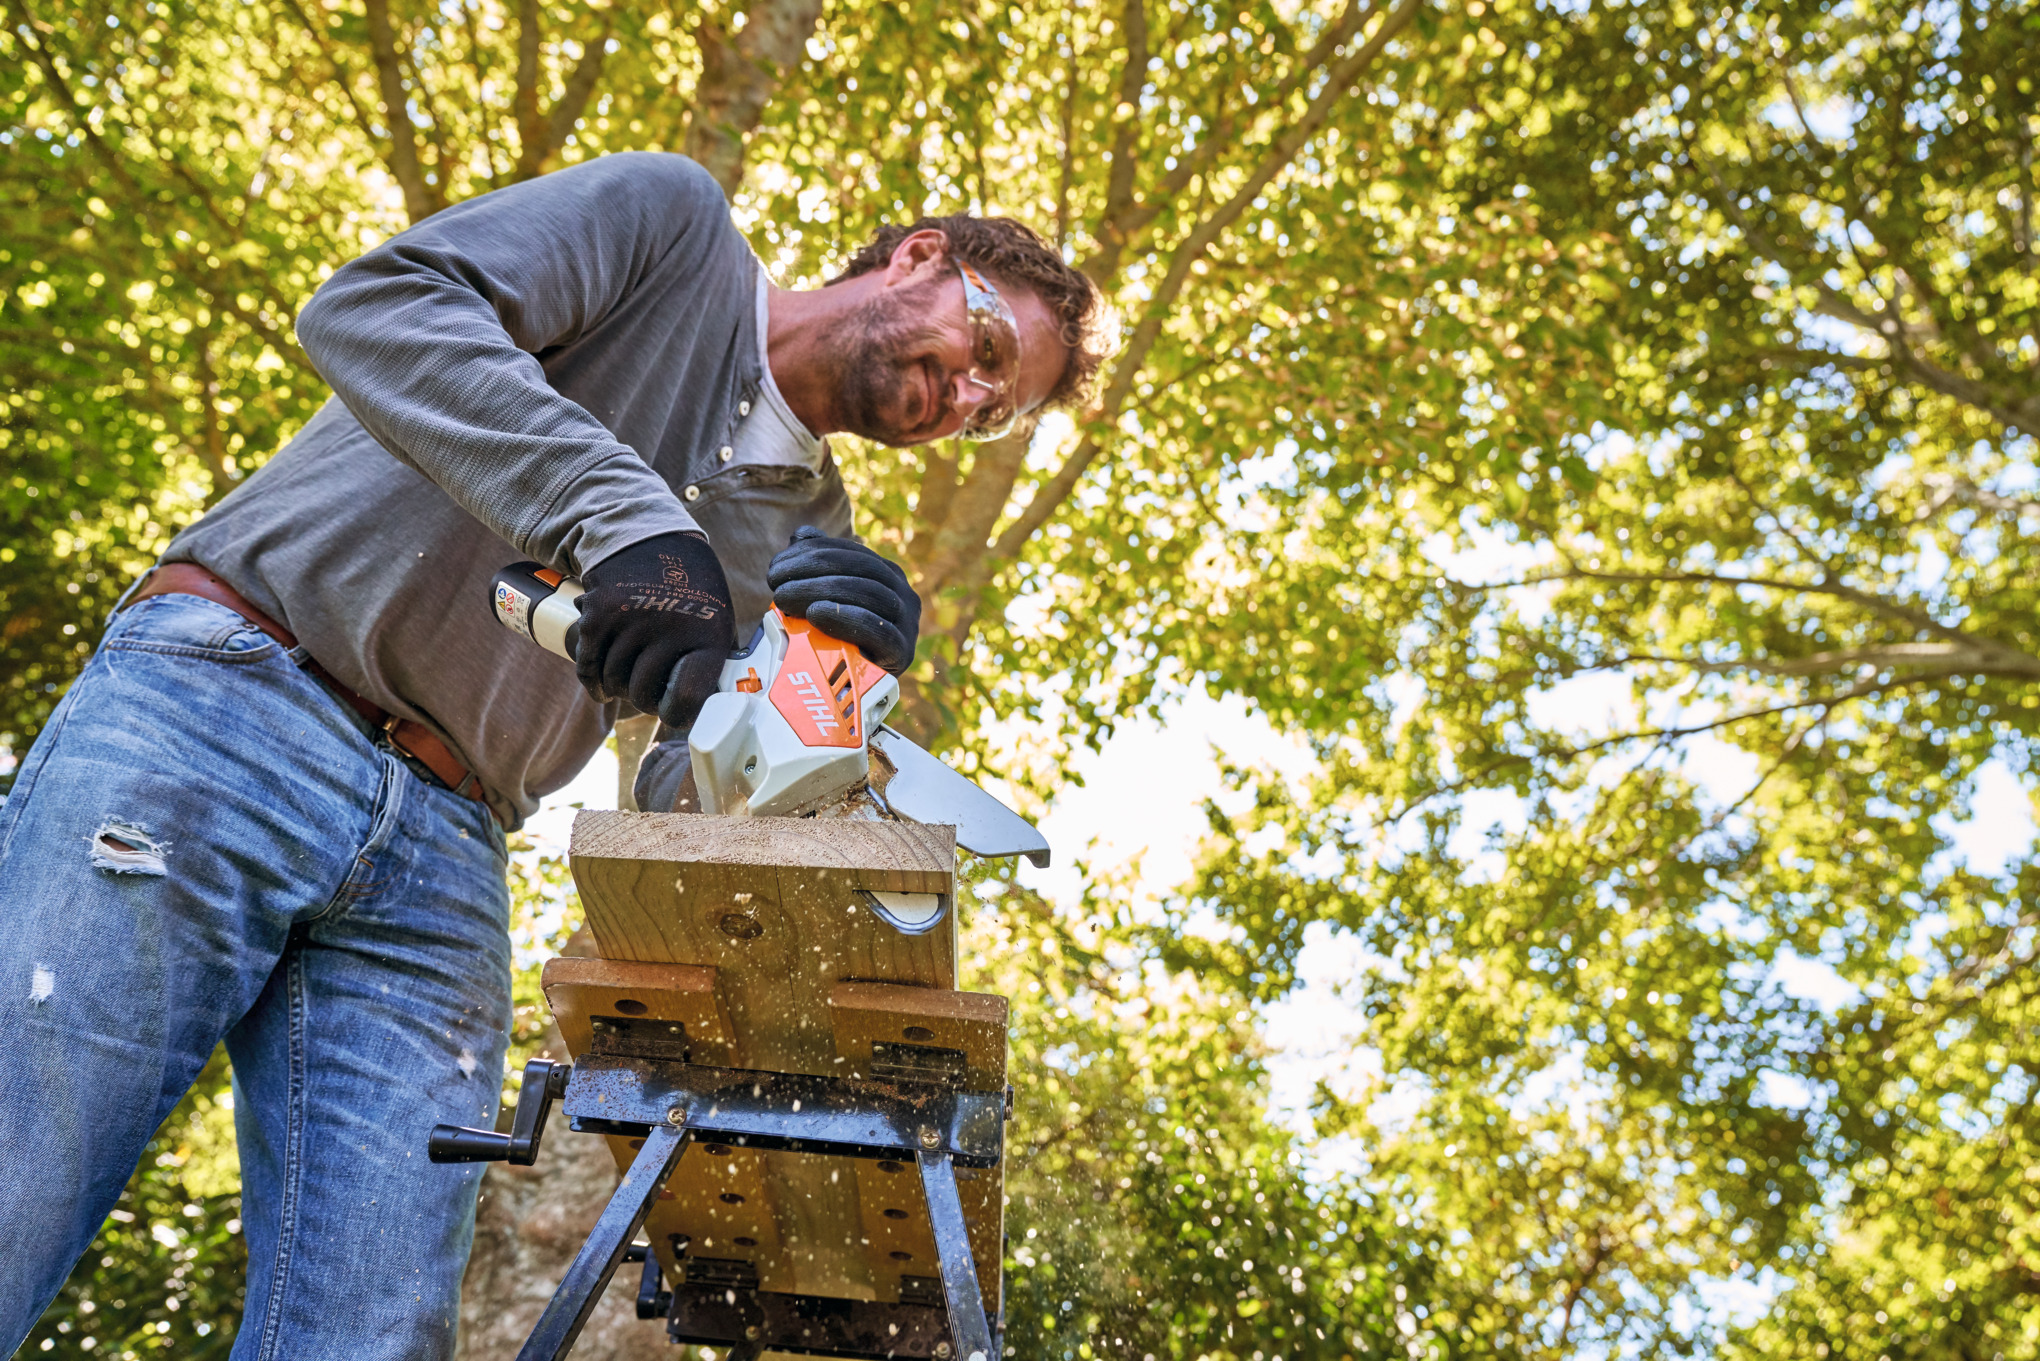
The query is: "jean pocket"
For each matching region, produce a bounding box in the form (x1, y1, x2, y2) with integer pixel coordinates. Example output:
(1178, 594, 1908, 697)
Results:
(102, 592, 284, 662)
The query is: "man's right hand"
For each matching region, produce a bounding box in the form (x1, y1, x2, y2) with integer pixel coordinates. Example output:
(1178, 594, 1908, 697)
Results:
(570, 532, 735, 728)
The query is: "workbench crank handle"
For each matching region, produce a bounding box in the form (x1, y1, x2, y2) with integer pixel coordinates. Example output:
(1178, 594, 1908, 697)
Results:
(428, 1059, 570, 1166)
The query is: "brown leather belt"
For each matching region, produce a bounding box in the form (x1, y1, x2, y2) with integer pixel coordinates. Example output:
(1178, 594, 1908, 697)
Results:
(128, 563, 495, 817)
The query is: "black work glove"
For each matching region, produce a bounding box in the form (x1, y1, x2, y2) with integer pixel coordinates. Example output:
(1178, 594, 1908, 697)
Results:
(765, 526, 922, 675)
(633, 732, 701, 814)
(570, 532, 735, 728)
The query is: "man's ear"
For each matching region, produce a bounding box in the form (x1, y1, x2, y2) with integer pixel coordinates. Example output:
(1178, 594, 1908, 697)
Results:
(883, 228, 950, 288)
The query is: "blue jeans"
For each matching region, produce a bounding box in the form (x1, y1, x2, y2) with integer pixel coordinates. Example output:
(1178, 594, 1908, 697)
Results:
(0, 593, 514, 1358)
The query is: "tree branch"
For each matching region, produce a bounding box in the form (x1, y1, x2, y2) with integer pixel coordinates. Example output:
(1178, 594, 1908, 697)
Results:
(1390, 673, 1942, 818)
(989, 0, 1425, 567)
(1915, 472, 2040, 522)
(1091, 0, 1375, 276)
(1591, 640, 2040, 682)
(1552, 1233, 1609, 1352)
(402, 33, 456, 187)
(1496, 565, 1973, 646)
(1086, 0, 1151, 282)
(1694, 140, 2040, 434)
(909, 443, 963, 568)
(513, 0, 546, 177)
(364, 0, 441, 222)
(912, 427, 1034, 597)
(539, 19, 614, 169)
(192, 337, 238, 506)
(1054, 38, 1078, 250)
(454, 0, 505, 182)
(272, 0, 386, 165)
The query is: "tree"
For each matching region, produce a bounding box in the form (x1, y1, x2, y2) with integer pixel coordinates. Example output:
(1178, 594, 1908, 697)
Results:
(1164, 0, 2040, 1351)
(1, 0, 354, 749)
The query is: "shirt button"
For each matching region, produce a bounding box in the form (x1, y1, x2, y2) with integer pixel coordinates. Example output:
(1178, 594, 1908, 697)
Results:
(683, 485, 700, 501)
(738, 400, 751, 416)
(718, 446, 733, 462)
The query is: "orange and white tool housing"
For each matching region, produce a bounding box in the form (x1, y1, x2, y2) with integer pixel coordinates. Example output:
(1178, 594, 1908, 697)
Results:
(688, 608, 899, 817)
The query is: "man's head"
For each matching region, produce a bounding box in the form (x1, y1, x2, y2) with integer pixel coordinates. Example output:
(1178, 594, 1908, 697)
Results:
(817, 217, 1111, 447)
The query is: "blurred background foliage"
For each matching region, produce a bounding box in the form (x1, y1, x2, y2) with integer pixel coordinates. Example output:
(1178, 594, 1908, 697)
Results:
(4, 0, 2038, 1355)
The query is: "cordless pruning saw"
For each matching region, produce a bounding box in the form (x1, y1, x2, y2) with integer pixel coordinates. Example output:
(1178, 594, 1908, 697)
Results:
(489, 563, 1051, 868)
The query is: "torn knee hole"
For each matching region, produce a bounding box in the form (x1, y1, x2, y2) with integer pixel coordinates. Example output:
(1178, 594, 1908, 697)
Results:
(87, 819, 170, 876)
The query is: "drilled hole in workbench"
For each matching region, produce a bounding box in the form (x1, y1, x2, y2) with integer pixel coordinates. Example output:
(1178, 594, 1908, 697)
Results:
(734, 1236, 757, 1248)
(629, 1139, 644, 1150)
(705, 1144, 733, 1157)
(613, 998, 648, 1016)
(877, 1160, 904, 1174)
(902, 1026, 935, 1041)
(720, 1193, 745, 1205)
(882, 1208, 909, 1220)
(889, 1251, 913, 1262)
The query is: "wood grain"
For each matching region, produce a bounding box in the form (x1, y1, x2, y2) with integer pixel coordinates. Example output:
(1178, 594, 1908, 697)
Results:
(829, 983, 1008, 1308)
(570, 811, 960, 1078)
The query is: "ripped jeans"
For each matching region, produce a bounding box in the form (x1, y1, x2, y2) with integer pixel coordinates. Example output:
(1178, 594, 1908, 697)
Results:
(0, 593, 513, 1359)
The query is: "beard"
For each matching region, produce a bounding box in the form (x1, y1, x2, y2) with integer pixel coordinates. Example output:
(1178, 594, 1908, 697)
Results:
(817, 277, 954, 445)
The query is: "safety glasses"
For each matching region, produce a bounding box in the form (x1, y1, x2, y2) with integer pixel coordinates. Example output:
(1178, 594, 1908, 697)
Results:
(955, 261, 1024, 442)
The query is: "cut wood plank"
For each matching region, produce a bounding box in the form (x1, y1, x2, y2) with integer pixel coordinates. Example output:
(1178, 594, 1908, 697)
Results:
(571, 810, 959, 1077)
(558, 810, 1005, 1324)
(571, 811, 953, 888)
(848, 1160, 1003, 1310)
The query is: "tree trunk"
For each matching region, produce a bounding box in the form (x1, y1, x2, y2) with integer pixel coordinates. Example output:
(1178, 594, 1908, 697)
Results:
(682, 0, 826, 193)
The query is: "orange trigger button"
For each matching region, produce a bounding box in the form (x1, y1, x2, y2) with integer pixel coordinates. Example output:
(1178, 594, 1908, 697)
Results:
(735, 667, 762, 694)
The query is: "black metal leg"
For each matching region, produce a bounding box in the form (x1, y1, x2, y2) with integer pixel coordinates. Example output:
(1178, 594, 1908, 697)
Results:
(515, 1120, 691, 1361)
(917, 1148, 996, 1361)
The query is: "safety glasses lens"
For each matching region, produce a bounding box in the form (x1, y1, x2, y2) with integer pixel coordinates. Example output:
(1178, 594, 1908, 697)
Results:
(957, 264, 1021, 441)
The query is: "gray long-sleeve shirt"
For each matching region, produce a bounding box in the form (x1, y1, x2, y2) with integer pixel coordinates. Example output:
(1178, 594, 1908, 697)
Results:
(165, 153, 852, 827)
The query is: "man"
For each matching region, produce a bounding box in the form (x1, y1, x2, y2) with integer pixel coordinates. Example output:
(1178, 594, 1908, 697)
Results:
(0, 150, 1108, 1357)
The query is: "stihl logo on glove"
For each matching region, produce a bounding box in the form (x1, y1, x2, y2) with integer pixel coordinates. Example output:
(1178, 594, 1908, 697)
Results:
(623, 590, 722, 618)
(621, 553, 725, 618)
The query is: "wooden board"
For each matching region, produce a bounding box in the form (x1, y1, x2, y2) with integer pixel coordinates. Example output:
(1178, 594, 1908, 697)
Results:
(560, 811, 1004, 1327)
(541, 957, 734, 1065)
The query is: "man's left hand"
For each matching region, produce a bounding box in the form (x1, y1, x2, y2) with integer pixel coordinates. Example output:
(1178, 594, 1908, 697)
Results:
(766, 526, 922, 675)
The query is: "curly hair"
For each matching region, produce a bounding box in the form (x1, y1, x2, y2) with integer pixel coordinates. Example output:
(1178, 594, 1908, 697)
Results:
(836, 216, 1114, 413)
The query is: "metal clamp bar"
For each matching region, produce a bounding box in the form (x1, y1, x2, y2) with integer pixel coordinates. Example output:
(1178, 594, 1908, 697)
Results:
(563, 1056, 1004, 1166)
(515, 1118, 691, 1361)
(918, 1148, 996, 1361)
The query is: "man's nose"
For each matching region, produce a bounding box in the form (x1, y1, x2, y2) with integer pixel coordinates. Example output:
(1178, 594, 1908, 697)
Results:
(950, 372, 992, 414)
